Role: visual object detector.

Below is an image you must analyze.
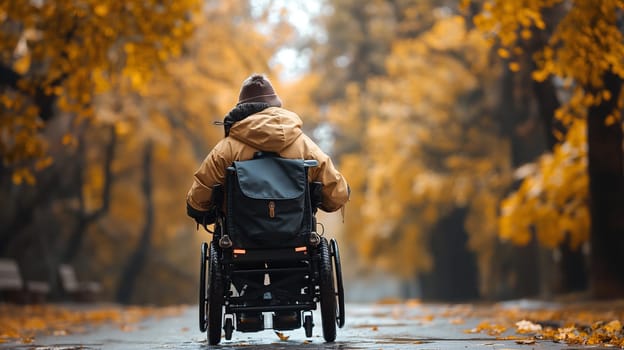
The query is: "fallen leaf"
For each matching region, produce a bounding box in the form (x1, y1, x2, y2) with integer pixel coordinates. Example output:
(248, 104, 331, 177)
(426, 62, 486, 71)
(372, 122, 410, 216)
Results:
(120, 324, 136, 332)
(604, 320, 622, 333)
(516, 320, 542, 333)
(371, 326, 378, 331)
(465, 321, 506, 335)
(275, 331, 289, 341)
(20, 336, 34, 344)
(53, 329, 68, 336)
(406, 298, 422, 307)
(376, 297, 402, 305)
(515, 339, 536, 344)
(422, 314, 435, 322)
(450, 317, 465, 325)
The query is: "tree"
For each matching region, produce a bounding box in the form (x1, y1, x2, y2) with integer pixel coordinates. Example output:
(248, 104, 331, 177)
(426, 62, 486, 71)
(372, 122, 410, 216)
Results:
(309, 1, 462, 158)
(330, 13, 511, 299)
(0, 0, 199, 288)
(116, 141, 154, 304)
(474, 0, 624, 297)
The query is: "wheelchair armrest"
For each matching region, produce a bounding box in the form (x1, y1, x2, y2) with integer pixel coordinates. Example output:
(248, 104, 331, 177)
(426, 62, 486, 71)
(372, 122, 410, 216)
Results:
(309, 181, 323, 209)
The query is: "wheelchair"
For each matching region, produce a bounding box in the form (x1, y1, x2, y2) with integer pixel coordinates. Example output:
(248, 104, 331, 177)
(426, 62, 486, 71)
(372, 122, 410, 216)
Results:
(198, 153, 345, 345)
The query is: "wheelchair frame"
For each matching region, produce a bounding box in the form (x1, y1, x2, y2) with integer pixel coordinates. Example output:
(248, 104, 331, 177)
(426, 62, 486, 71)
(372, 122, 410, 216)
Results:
(198, 157, 345, 345)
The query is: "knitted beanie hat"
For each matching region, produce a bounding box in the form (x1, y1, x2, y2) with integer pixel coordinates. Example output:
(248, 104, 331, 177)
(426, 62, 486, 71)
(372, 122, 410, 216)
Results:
(237, 73, 282, 107)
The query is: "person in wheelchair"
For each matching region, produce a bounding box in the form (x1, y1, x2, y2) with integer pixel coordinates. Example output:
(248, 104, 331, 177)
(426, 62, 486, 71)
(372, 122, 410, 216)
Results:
(186, 73, 349, 340)
(186, 73, 349, 217)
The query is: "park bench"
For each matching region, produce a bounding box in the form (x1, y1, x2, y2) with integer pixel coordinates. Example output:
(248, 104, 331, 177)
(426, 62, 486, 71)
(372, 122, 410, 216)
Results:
(58, 264, 101, 302)
(0, 258, 50, 303)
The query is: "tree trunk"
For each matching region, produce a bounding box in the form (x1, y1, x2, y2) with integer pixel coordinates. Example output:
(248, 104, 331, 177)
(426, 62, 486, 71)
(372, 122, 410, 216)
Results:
(557, 239, 588, 293)
(532, 76, 562, 150)
(496, 64, 545, 298)
(587, 71, 624, 298)
(116, 141, 154, 304)
(530, 69, 588, 294)
(0, 167, 63, 255)
(63, 125, 116, 263)
(420, 207, 479, 301)
(0, 205, 35, 255)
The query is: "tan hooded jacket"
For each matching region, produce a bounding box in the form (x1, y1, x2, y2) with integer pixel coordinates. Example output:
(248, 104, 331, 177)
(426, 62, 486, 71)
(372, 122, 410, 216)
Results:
(187, 107, 349, 213)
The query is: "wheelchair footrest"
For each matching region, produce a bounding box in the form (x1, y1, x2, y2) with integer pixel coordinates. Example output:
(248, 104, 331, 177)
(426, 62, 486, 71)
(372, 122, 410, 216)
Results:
(273, 311, 301, 331)
(236, 312, 264, 332)
(231, 267, 309, 275)
(229, 302, 315, 314)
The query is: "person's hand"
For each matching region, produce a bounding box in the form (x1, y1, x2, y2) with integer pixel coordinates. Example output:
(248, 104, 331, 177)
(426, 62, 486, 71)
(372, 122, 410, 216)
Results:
(187, 203, 216, 229)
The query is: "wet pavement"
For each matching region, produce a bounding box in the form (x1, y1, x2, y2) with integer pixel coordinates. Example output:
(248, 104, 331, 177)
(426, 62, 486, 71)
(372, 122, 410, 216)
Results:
(1, 303, 617, 349)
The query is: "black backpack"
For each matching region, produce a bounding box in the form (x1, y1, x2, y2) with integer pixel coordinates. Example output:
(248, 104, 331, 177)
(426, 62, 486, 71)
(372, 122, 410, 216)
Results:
(225, 153, 317, 248)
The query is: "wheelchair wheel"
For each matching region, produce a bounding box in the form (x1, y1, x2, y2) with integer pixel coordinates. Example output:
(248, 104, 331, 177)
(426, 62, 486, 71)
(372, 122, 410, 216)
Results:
(207, 242, 224, 345)
(318, 238, 337, 342)
(199, 242, 208, 332)
(330, 238, 346, 328)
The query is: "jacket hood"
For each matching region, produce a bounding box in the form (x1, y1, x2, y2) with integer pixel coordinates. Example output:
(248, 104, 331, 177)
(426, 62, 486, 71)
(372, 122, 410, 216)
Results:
(229, 107, 303, 152)
(222, 102, 269, 137)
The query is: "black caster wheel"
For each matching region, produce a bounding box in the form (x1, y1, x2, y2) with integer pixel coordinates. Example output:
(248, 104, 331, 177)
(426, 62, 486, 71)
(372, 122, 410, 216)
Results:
(303, 314, 313, 338)
(224, 316, 234, 340)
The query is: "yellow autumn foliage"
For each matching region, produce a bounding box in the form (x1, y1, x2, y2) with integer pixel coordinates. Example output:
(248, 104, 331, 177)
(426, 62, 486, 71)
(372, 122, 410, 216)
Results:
(473, 0, 624, 249)
(499, 119, 590, 249)
(474, 0, 624, 115)
(337, 15, 512, 278)
(0, 304, 184, 344)
(0, 0, 200, 181)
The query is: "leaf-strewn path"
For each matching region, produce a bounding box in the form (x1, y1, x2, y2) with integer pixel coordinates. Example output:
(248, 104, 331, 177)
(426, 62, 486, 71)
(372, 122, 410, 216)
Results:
(1, 300, 623, 349)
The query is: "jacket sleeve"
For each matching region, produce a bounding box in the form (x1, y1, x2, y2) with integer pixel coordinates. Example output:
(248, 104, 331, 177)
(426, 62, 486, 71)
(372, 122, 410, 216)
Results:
(186, 140, 231, 212)
(305, 137, 350, 212)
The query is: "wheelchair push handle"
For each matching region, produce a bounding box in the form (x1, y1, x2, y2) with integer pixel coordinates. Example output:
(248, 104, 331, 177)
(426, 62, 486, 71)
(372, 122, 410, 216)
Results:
(229, 160, 318, 169)
(304, 159, 318, 167)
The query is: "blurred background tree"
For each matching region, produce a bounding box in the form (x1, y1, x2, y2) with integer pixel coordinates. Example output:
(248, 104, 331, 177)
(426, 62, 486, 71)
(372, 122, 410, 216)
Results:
(472, 0, 624, 298)
(305, 0, 544, 300)
(301, 0, 624, 301)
